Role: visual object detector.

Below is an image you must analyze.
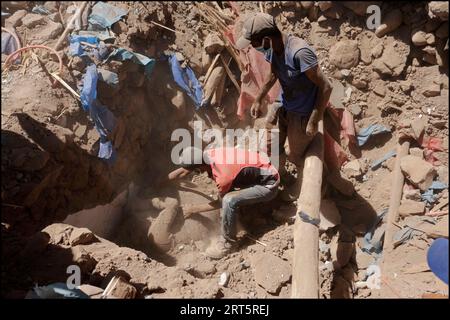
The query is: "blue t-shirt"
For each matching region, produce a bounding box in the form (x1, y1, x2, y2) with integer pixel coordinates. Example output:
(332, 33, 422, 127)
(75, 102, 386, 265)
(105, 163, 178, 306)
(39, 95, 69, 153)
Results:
(268, 35, 318, 116)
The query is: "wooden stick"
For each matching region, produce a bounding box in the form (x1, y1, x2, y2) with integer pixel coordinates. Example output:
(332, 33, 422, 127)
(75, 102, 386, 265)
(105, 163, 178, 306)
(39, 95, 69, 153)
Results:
(245, 234, 267, 247)
(383, 141, 410, 253)
(259, 2, 264, 13)
(220, 54, 240, 93)
(50, 72, 80, 100)
(150, 20, 182, 34)
(204, 53, 221, 83)
(426, 210, 448, 217)
(54, 1, 88, 51)
(429, 199, 449, 213)
(292, 121, 324, 298)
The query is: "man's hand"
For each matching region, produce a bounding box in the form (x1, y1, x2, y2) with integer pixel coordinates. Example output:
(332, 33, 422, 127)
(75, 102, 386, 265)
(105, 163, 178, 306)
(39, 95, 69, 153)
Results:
(250, 100, 262, 119)
(306, 109, 319, 136)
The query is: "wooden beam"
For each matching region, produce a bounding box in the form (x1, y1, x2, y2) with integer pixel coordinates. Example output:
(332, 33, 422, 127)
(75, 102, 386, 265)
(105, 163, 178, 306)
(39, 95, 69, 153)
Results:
(220, 54, 241, 93)
(54, 1, 88, 51)
(382, 140, 410, 252)
(292, 121, 324, 298)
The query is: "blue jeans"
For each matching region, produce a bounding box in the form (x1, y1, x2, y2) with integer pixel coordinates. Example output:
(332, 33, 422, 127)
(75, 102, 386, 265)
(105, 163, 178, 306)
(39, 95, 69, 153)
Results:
(221, 185, 278, 241)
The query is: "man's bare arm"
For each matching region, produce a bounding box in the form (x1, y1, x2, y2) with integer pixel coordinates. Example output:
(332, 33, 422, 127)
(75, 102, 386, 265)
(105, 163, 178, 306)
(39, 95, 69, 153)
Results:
(167, 167, 193, 181)
(304, 65, 332, 135)
(251, 67, 278, 118)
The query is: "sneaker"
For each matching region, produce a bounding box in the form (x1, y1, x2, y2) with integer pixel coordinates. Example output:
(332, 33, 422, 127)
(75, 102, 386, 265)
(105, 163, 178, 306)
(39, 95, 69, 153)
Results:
(205, 237, 233, 260)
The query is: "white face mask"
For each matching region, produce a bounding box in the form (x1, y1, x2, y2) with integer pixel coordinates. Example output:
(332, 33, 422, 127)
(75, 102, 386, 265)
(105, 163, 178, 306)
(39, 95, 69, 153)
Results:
(254, 37, 273, 63)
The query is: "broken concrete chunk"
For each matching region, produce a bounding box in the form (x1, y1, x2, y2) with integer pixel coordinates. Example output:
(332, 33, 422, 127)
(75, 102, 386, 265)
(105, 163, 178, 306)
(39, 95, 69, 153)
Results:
(428, 1, 449, 21)
(329, 40, 360, 69)
(422, 83, 441, 97)
(412, 30, 428, 46)
(252, 253, 291, 294)
(409, 148, 424, 159)
(21, 13, 46, 28)
(343, 159, 363, 178)
(5, 9, 27, 27)
(69, 227, 97, 246)
(411, 117, 427, 140)
(398, 199, 426, 217)
(400, 155, 437, 191)
(371, 42, 384, 58)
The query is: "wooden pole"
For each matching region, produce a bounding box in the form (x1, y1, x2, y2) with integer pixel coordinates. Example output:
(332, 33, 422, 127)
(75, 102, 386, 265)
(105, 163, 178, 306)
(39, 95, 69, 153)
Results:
(382, 140, 410, 252)
(220, 54, 241, 93)
(292, 121, 324, 298)
(54, 1, 88, 51)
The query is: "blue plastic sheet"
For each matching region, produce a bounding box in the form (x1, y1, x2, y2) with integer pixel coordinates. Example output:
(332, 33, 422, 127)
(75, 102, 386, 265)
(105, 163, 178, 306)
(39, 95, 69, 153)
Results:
(168, 54, 203, 109)
(1, 32, 18, 56)
(421, 181, 448, 204)
(357, 124, 391, 147)
(69, 35, 100, 57)
(371, 149, 397, 170)
(362, 208, 388, 255)
(105, 48, 155, 78)
(89, 1, 128, 29)
(27, 283, 89, 299)
(79, 64, 116, 163)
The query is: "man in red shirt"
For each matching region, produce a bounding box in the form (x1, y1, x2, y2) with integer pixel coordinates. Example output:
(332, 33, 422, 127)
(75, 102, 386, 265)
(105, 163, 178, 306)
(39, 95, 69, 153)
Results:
(168, 146, 279, 259)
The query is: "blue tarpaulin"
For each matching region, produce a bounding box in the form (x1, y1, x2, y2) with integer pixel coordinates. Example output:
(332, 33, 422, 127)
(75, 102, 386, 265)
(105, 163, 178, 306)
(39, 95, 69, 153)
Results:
(79, 64, 117, 163)
(26, 283, 89, 299)
(1, 32, 18, 56)
(69, 35, 100, 57)
(362, 208, 388, 255)
(421, 181, 448, 204)
(88, 1, 128, 29)
(357, 124, 391, 147)
(371, 149, 397, 170)
(168, 54, 203, 109)
(105, 48, 155, 78)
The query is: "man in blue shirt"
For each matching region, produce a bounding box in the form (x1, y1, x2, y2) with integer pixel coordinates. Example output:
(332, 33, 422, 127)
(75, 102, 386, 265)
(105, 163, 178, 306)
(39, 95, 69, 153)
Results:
(236, 13, 332, 193)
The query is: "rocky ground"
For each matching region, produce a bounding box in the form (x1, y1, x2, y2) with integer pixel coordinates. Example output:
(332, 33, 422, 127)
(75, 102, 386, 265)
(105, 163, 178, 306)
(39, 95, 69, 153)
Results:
(1, 1, 448, 298)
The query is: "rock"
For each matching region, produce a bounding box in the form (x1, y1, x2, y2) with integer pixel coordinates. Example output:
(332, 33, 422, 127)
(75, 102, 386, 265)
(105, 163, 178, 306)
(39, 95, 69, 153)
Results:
(218, 272, 229, 287)
(422, 83, 441, 97)
(428, 1, 449, 21)
(403, 188, 422, 201)
(372, 42, 409, 77)
(375, 9, 403, 37)
(317, 15, 327, 23)
(371, 42, 384, 58)
(373, 83, 386, 96)
(412, 30, 428, 46)
(195, 261, 216, 277)
(329, 40, 360, 69)
(300, 2, 314, 10)
(426, 33, 436, 45)
(71, 246, 97, 273)
(77, 284, 103, 298)
(318, 1, 333, 11)
(252, 253, 291, 294)
(204, 32, 224, 54)
(107, 276, 137, 299)
(74, 125, 87, 138)
(400, 155, 437, 191)
(436, 22, 449, 38)
(21, 14, 46, 28)
(39, 21, 63, 40)
(349, 104, 362, 117)
(352, 78, 368, 90)
(398, 199, 426, 216)
(343, 159, 362, 178)
(411, 117, 427, 140)
(43, 1, 59, 13)
(175, 52, 185, 62)
(319, 199, 341, 231)
(69, 227, 97, 246)
(409, 147, 424, 159)
(426, 216, 448, 238)
(5, 9, 27, 27)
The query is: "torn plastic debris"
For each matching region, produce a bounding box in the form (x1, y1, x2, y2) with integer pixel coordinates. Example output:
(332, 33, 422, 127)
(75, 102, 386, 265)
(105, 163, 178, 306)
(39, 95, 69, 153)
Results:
(371, 149, 396, 170)
(31, 5, 51, 15)
(78, 30, 115, 42)
(105, 48, 155, 79)
(88, 1, 128, 29)
(421, 181, 448, 205)
(69, 35, 99, 57)
(1, 32, 18, 56)
(362, 208, 387, 255)
(25, 283, 89, 299)
(79, 64, 117, 163)
(168, 54, 204, 109)
(357, 124, 391, 147)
